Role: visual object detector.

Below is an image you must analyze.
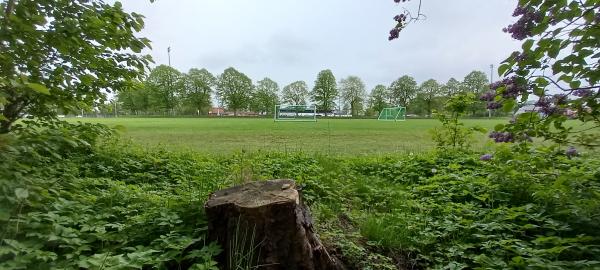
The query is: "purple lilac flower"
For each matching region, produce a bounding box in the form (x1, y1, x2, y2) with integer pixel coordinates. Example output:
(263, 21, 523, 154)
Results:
(489, 77, 528, 99)
(535, 97, 560, 115)
(480, 154, 493, 161)
(489, 131, 514, 143)
(566, 146, 578, 157)
(535, 97, 551, 108)
(503, 22, 529, 40)
(487, 102, 502, 110)
(504, 6, 542, 40)
(503, 83, 520, 98)
(553, 94, 568, 105)
(480, 91, 496, 101)
(490, 81, 503, 90)
(540, 106, 559, 115)
(394, 14, 406, 22)
(573, 89, 592, 97)
(389, 28, 400, 40)
(512, 6, 527, 16)
(493, 76, 529, 99)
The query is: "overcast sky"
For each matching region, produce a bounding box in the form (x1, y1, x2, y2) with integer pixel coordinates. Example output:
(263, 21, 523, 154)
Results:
(121, 0, 521, 90)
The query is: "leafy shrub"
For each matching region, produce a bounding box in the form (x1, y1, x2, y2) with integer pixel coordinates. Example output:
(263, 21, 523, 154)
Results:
(0, 122, 221, 269)
(431, 93, 486, 150)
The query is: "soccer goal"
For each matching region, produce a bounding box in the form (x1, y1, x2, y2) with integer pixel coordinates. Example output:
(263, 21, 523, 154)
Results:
(378, 107, 406, 121)
(274, 104, 317, 122)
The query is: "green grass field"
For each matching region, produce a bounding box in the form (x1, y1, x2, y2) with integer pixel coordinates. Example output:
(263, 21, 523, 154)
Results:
(71, 117, 510, 154)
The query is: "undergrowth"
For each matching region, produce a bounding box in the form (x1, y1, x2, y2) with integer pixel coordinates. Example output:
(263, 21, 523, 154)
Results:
(1, 122, 599, 269)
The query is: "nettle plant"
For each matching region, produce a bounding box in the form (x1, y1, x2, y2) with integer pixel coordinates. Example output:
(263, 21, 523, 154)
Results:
(391, 0, 600, 151)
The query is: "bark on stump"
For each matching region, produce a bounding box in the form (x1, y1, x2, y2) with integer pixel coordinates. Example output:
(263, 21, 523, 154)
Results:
(204, 179, 345, 270)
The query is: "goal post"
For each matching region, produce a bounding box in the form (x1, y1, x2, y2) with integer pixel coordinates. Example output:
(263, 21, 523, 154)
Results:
(378, 107, 406, 121)
(274, 104, 317, 122)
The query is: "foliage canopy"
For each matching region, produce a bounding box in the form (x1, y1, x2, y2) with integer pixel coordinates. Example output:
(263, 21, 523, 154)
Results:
(0, 0, 152, 132)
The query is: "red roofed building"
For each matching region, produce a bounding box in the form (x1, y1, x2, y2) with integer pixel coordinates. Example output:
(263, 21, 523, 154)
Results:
(209, 107, 224, 116)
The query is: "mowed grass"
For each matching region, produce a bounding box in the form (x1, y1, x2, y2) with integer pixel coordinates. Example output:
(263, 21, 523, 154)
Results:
(70, 117, 510, 155)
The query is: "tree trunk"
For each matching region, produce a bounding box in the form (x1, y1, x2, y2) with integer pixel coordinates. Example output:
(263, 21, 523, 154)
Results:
(0, 120, 11, 134)
(0, 95, 23, 134)
(205, 179, 345, 270)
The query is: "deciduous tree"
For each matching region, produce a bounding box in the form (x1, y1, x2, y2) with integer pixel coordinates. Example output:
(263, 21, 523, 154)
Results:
(146, 65, 184, 115)
(216, 67, 253, 116)
(461, 71, 489, 116)
(311, 70, 337, 116)
(442, 78, 462, 97)
(388, 75, 417, 107)
(418, 79, 441, 116)
(117, 81, 151, 115)
(368, 85, 389, 115)
(251, 78, 279, 115)
(0, 0, 151, 133)
(183, 68, 215, 115)
(462, 71, 489, 94)
(339, 76, 367, 117)
(282, 81, 309, 106)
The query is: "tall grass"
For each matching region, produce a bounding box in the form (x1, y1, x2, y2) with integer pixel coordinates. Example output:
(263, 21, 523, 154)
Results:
(228, 218, 263, 270)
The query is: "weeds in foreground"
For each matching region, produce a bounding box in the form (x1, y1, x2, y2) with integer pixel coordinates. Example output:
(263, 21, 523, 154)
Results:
(2, 122, 599, 269)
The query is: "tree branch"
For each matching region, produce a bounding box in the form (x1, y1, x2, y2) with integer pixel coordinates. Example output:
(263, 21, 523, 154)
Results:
(3, 0, 14, 20)
(528, 75, 598, 92)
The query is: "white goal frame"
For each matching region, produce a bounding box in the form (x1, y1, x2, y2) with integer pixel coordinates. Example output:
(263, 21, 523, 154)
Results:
(274, 104, 317, 122)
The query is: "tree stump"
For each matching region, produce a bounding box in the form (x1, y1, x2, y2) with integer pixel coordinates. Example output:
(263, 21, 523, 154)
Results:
(204, 179, 345, 270)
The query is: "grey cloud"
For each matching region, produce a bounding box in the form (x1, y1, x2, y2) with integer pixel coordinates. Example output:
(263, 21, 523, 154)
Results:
(122, 0, 521, 90)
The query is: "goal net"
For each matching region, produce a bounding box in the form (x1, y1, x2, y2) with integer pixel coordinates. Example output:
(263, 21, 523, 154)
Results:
(378, 107, 406, 121)
(274, 105, 317, 122)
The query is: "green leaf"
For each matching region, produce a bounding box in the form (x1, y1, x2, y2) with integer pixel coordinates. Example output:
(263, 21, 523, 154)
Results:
(558, 74, 573, 83)
(14, 188, 29, 200)
(80, 75, 95, 86)
(522, 39, 534, 51)
(548, 40, 562, 58)
(502, 99, 516, 113)
(26, 83, 50, 95)
(534, 77, 548, 86)
(498, 64, 510, 76)
(0, 209, 10, 221)
(533, 86, 545, 96)
(569, 80, 581, 89)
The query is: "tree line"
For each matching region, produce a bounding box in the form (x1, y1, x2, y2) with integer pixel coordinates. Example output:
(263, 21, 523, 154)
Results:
(110, 65, 497, 117)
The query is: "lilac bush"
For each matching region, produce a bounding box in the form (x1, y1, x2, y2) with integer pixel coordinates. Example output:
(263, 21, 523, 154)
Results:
(389, 0, 600, 150)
